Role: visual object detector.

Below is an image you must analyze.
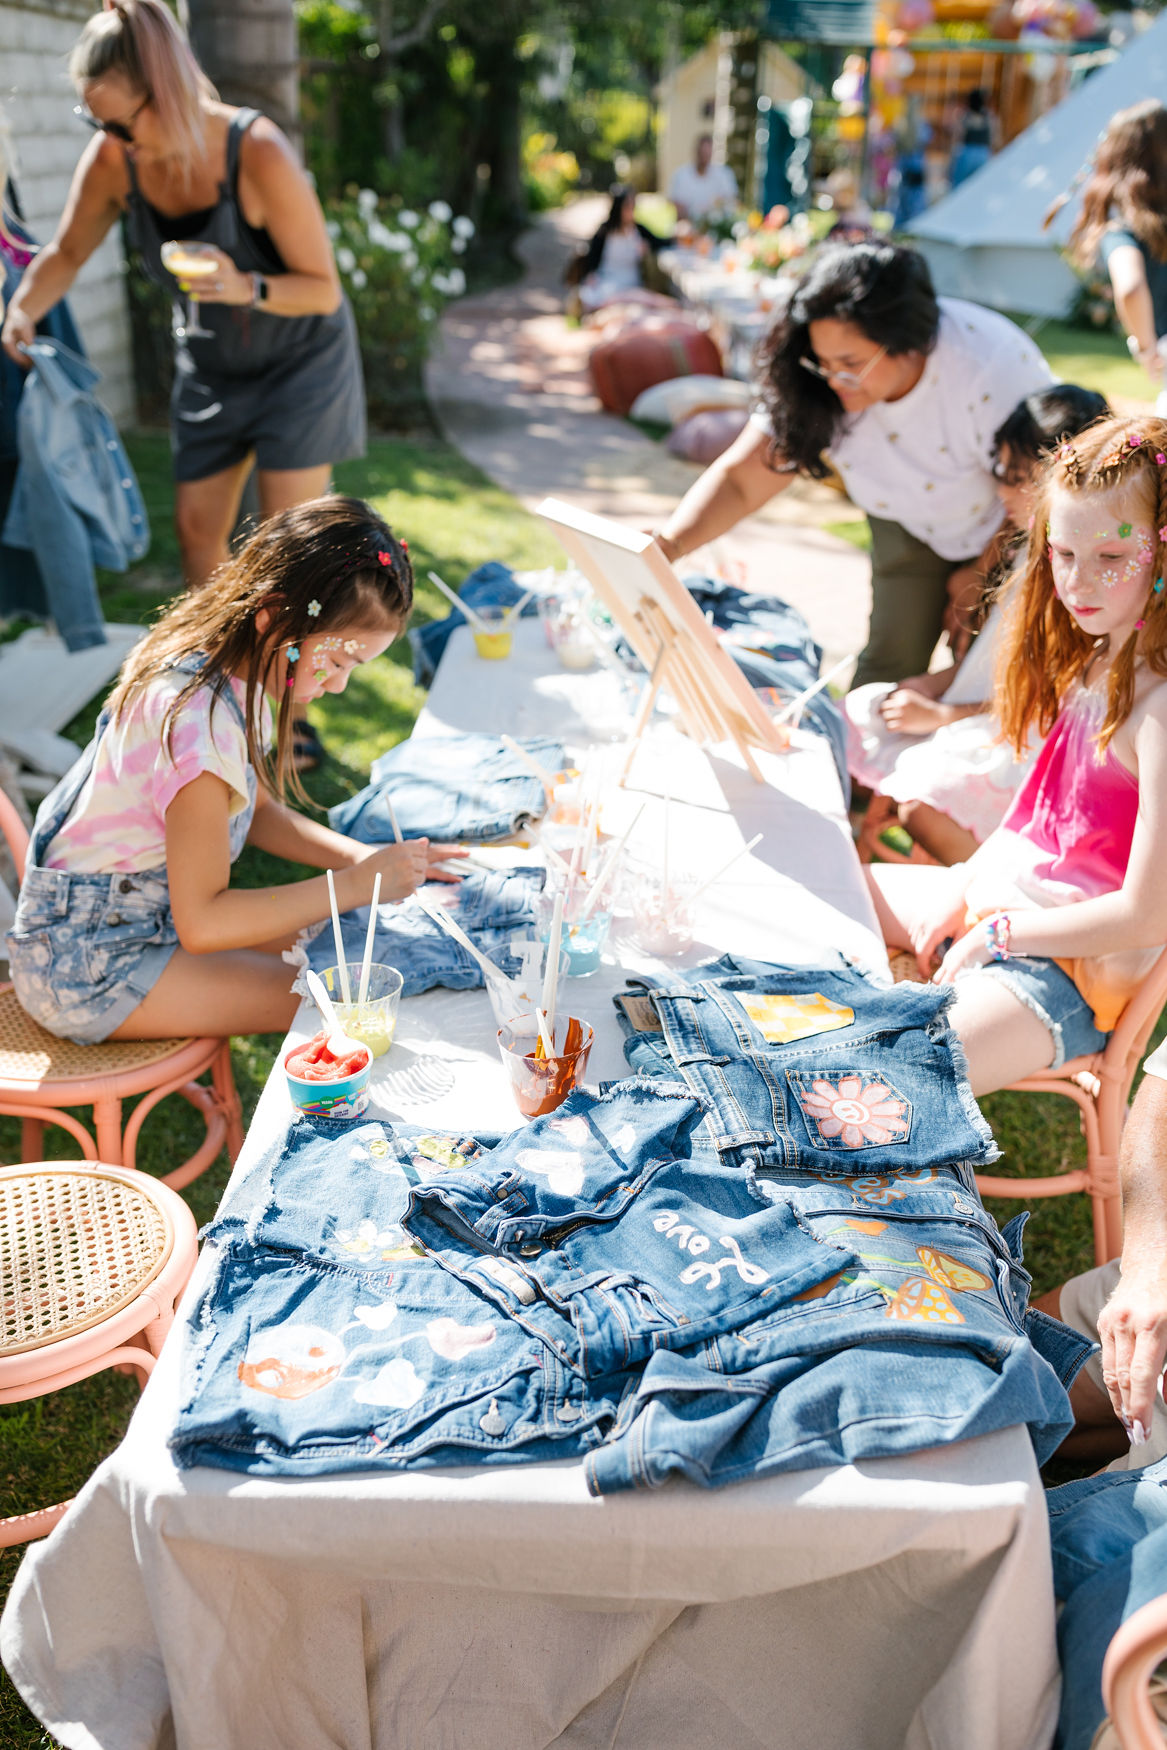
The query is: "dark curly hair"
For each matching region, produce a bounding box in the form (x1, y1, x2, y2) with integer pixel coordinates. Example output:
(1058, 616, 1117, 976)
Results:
(992, 384, 1110, 470)
(755, 241, 941, 479)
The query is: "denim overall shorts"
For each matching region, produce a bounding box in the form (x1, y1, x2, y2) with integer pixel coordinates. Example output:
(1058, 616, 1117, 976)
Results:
(6, 658, 256, 1043)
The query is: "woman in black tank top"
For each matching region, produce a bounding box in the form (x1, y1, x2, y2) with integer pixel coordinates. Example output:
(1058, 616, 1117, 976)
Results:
(1, 0, 365, 590)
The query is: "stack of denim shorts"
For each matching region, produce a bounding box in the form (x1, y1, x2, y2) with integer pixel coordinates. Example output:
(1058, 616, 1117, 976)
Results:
(173, 955, 1090, 1489)
(329, 733, 564, 846)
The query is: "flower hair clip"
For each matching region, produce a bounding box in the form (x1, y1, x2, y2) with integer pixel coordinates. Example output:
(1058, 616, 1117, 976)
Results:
(377, 551, 392, 567)
(306, 600, 322, 618)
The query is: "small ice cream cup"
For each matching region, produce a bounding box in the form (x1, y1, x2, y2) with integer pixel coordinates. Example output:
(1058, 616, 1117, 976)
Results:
(471, 606, 513, 660)
(284, 1036, 372, 1120)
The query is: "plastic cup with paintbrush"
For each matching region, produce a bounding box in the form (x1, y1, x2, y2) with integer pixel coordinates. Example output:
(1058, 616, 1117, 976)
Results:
(497, 888, 592, 1116)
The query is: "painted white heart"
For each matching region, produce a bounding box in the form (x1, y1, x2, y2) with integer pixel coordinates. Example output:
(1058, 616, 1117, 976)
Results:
(426, 1317, 498, 1361)
(550, 1115, 590, 1146)
(352, 1357, 426, 1407)
(609, 1123, 636, 1154)
(515, 1147, 585, 1196)
(353, 1300, 398, 1330)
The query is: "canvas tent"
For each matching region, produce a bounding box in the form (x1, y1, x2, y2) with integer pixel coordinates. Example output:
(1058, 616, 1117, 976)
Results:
(907, 15, 1167, 317)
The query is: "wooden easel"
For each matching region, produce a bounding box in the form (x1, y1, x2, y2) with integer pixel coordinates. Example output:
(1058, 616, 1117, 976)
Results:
(621, 598, 765, 783)
(536, 498, 786, 786)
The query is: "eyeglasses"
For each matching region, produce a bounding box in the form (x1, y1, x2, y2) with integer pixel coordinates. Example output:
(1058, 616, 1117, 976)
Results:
(74, 96, 150, 144)
(799, 344, 888, 390)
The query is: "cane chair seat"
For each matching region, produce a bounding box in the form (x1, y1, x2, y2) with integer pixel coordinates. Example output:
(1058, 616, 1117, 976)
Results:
(0, 989, 188, 1083)
(0, 1165, 174, 1356)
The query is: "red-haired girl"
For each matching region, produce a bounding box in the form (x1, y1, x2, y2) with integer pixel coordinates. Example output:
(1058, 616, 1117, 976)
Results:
(868, 414, 1167, 1096)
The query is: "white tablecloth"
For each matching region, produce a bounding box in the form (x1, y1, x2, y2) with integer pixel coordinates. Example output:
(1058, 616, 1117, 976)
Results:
(0, 623, 1060, 1750)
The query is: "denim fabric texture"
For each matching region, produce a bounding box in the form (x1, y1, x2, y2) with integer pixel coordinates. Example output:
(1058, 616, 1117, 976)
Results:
(971, 957, 1110, 1070)
(680, 576, 851, 803)
(582, 1163, 1081, 1493)
(403, 1080, 853, 1378)
(1046, 1457, 1167, 1750)
(297, 865, 546, 998)
(0, 222, 89, 640)
(169, 1078, 1080, 1487)
(6, 658, 255, 1043)
(615, 954, 998, 1178)
(329, 733, 564, 845)
(171, 1111, 636, 1476)
(407, 562, 542, 688)
(2, 339, 149, 652)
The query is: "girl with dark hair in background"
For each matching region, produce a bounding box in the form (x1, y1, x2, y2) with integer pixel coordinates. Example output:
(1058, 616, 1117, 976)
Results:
(5, 497, 461, 1046)
(845, 384, 1109, 863)
(1062, 100, 1167, 414)
(577, 185, 670, 314)
(654, 240, 1052, 686)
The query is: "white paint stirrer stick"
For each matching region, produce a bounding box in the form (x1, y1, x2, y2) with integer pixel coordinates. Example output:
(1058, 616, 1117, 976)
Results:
(357, 871, 381, 1007)
(772, 652, 857, 727)
(427, 570, 491, 634)
(578, 803, 645, 922)
(690, 833, 764, 904)
(540, 888, 566, 1053)
(500, 732, 557, 789)
(325, 868, 352, 1005)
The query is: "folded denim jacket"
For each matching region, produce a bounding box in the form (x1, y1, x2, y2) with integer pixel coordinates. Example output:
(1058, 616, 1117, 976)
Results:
(172, 1112, 630, 1477)
(329, 733, 564, 846)
(615, 953, 998, 1178)
(583, 1170, 1085, 1493)
(402, 1079, 855, 1379)
(294, 865, 545, 999)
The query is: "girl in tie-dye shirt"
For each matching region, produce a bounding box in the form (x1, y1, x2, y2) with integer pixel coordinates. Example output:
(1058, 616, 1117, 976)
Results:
(7, 496, 461, 1044)
(867, 413, 1167, 1098)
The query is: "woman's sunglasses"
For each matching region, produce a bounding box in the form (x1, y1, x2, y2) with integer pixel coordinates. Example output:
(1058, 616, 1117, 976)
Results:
(798, 345, 888, 391)
(74, 96, 150, 144)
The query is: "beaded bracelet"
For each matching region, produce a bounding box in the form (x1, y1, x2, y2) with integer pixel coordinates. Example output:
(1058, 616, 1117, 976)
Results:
(985, 913, 1012, 962)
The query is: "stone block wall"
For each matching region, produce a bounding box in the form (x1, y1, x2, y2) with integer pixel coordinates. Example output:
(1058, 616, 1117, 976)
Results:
(1, 0, 135, 421)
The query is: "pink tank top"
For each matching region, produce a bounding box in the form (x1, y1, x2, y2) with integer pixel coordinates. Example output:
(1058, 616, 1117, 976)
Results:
(998, 685, 1138, 900)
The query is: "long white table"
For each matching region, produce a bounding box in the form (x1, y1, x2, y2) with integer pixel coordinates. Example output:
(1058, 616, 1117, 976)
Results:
(0, 621, 1061, 1750)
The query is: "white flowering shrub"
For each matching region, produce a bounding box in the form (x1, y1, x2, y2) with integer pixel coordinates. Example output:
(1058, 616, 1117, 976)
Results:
(324, 188, 474, 423)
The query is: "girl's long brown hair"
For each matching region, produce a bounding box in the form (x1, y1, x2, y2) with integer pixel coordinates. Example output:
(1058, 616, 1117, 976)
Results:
(1061, 100, 1167, 267)
(107, 495, 413, 804)
(996, 414, 1167, 756)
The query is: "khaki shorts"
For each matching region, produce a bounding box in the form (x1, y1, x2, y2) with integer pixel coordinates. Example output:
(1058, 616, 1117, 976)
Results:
(1060, 1259, 1167, 1472)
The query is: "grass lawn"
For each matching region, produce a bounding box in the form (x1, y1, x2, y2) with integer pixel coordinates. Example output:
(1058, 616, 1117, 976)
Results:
(0, 411, 1153, 1744)
(0, 428, 564, 1748)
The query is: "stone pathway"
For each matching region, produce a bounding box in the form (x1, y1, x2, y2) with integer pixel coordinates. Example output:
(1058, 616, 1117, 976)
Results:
(426, 199, 872, 669)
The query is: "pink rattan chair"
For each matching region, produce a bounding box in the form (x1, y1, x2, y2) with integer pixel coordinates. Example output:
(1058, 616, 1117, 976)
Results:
(0, 785, 243, 1187)
(0, 1160, 199, 1545)
(975, 951, 1167, 1266)
(1102, 1593, 1167, 1748)
(890, 941, 1167, 1266)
